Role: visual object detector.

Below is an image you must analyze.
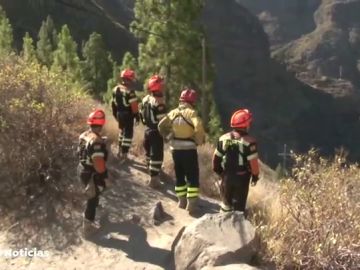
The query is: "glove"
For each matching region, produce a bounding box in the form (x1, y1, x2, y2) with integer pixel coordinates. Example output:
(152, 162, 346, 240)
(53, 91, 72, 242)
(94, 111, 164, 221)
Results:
(251, 174, 259, 186)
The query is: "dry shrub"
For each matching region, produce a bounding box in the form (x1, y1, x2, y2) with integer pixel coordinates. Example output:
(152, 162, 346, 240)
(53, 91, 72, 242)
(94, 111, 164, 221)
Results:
(130, 124, 146, 157)
(101, 106, 120, 144)
(0, 56, 92, 249)
(257, 149, 360, 269)
(197, 143, 222, 198)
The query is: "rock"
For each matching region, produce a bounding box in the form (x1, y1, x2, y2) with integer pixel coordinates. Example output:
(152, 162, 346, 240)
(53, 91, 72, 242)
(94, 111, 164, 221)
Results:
(150, 201, 165, 225)
(201, 264, 261, 270)
(174, 212, 259, 270)
(126, 214, 141, 224)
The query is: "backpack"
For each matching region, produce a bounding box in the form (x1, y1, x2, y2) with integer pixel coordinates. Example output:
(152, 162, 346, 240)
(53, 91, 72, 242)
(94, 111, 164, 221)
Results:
(170, 111, 195, 140)
(222, 133, 246, 173)
(77, 138, 88, 164)
(141, 100, 154, 127)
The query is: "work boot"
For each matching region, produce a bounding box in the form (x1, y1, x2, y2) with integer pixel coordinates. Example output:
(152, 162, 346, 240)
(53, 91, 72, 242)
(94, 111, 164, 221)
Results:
(148, 175, 161, 189)
(186, 198, 199, 215)
(177, 196, 187, 209)
(82, 218, 100, 238)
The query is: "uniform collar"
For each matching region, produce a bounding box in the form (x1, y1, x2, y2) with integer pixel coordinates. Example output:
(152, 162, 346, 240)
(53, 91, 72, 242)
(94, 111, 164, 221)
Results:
(178, 102, 193, 110)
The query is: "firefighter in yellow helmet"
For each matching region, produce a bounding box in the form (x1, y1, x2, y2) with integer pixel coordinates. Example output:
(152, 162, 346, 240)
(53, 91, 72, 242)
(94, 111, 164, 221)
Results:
(158, 88, 205, 215)
(111, 69, 140, 162)
(77, 109, 109, 235)
(212, 109, 260, 213)
(140, 75, 167, 188)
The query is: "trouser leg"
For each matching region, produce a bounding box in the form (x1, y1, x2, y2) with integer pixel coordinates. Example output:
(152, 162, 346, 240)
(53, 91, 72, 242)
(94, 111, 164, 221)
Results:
(78, 165, 99, 222)
(122, 115, 134, 154)
(116, 112, 124, 150)
(117, 112, 134, 154)
(149, 130, 164, 177)
(173, 150, 187, 198)
(220, 174, 236, 212)
(233, 174, 251, 212)
(78, 164, 106, 222)
(184, 149, 199, 199)
(85, 195, 99, 222)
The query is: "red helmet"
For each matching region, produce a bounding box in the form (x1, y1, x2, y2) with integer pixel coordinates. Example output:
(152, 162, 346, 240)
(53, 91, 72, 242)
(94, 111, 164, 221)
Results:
(179, 88, 197, 104)
(230, 109, 252, 129)
(147, 75, 164, 92)
(87, 109, 106, 126)
(120, 69, 135, 81)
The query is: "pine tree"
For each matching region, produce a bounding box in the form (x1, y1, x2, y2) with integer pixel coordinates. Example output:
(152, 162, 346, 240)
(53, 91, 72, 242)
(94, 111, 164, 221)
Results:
(22, 32, 37, 62)
(120, 51, 137, 72)
(131, 0, 222, 136)
(0, 6, 13, 55)
(36, 16, 57, 66)
(104, 60, 120, 103)
(81, 32, 112, 97)
(52, 24, 80, 78)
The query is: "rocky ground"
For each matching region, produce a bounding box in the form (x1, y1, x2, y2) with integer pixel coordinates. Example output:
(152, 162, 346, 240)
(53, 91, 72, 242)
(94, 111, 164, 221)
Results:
(0, 150, 220, 270)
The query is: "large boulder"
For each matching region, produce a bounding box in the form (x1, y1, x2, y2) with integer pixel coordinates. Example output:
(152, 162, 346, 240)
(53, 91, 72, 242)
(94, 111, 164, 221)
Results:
(174, 212, 259, 270)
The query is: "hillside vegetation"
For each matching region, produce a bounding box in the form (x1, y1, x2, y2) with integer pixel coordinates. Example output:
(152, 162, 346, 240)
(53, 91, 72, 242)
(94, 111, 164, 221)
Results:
(0, 55, 94, 248)
(0, 2, 359, 269)
(253, 150, 360, 269)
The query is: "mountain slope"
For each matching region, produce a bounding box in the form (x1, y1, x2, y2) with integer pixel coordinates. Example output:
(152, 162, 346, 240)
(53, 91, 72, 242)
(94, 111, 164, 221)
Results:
(0, 151, 217, 270)
(202, 0, 360, 166)
(0, 0, 136, 59)
(2, 0, 360, 165)
(274, 0, 360, 96)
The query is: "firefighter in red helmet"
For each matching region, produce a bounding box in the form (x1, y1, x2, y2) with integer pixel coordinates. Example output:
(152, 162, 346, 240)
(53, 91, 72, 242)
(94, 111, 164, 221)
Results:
(158, 88, 205, 215)
(212, 109, 260, 213)
(140, 75, 167, 188)
(111, 69, 140, 162)
(77, 109, 109, 235)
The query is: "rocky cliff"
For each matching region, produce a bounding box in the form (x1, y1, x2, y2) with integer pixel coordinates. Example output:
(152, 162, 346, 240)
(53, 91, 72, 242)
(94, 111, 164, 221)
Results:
(2, 0, 360, 166)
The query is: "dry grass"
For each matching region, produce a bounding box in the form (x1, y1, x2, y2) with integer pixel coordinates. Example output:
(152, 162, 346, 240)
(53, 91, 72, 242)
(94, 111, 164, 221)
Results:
(104, 112, 360, 269)
(253, 150, 360, 269)
(0, 56, 92, 249)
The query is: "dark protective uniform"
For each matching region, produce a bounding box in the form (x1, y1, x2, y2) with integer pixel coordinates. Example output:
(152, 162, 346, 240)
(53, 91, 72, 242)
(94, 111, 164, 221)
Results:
(77, 130, 108, 221)
(212, 130, 259, 212)
(140, 94, 167, 176)
(111, 84, 139, 154)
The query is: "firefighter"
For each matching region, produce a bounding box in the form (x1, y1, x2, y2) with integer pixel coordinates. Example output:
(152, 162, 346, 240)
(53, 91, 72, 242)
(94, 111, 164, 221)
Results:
(77, 109, 109, 234)
(140, 75, 167, 188)
(111, 69, 140, 161)
(212, 109, 260, 213)
(158, 88, 205, 215)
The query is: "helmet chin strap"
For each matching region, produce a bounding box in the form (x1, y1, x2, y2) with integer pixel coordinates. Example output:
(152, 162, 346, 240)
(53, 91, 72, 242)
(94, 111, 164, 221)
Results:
(153, 92, 164, 97)
(90, 125, 103, 134)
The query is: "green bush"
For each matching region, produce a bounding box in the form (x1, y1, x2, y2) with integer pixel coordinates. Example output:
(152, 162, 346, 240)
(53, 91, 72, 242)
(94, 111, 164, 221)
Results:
(0, 56, 92, 248)
(256, 150, 360, 269)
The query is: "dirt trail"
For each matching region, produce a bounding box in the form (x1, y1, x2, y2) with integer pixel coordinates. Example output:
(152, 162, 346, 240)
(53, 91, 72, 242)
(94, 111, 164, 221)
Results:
(0, 151, 220, 270)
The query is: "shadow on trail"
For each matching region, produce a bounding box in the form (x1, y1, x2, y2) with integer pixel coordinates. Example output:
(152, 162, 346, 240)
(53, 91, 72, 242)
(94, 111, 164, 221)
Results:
(89, 219, 174, 269)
